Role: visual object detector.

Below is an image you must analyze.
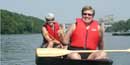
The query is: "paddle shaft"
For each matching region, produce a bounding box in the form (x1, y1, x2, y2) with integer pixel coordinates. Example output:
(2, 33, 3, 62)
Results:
(36, 48, 130, 57)
(70, 49, 129, 53)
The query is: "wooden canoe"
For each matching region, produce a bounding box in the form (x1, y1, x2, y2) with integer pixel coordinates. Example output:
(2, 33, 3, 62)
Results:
(36, 57, 113, 65)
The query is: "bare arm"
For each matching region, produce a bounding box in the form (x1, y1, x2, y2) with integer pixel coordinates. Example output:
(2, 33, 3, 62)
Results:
(98, 25, 104, 50)
(58, 25, 65, 42)
(63, 24, 75, 45)
(42, 27, 53, 42)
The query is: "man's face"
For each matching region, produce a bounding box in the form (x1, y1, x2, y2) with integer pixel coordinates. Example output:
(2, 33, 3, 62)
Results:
(82, 10, 93, 24)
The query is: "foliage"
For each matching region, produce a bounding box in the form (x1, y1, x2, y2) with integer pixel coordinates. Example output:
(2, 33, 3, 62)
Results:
(105, 18, 130, 32)
(1, 9, 45, 34)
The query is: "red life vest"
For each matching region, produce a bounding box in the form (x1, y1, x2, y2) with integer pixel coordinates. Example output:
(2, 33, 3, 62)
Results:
(44, 22, 60, 41)
(70, 18, 100, 50)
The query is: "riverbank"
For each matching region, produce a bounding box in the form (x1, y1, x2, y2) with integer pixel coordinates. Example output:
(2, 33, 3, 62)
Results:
(112, 32, 130, 36)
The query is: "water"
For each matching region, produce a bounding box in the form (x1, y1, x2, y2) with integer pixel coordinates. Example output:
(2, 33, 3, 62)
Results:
(1, 33, 130, 65)
(1, 34, 43, 65)
(104, 33, 130, 65)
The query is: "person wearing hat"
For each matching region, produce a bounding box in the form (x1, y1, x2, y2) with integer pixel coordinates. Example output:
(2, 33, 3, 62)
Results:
(41, 13, 65, 48)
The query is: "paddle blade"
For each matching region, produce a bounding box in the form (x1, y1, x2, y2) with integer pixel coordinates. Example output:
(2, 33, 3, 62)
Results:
(36, 48, 70, 57)
(128, 49, 130, 52)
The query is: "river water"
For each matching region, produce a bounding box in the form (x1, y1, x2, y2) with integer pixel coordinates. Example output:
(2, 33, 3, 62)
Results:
(1, 33, 130, 65)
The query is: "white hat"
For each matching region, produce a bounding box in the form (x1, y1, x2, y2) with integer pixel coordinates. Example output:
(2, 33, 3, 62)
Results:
(45, 13, 55, 19)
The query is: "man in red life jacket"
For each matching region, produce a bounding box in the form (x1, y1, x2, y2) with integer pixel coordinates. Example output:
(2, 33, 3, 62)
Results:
(41, 13, 65, 48)
(63, 5, 107, 60)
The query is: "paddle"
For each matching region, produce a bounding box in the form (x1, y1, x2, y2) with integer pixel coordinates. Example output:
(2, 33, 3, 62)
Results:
(36, 48, 130, 57)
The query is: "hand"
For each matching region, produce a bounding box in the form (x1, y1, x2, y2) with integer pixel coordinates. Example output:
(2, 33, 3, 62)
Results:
(53, 40, 60, 44)
(87, 50, 108, 60)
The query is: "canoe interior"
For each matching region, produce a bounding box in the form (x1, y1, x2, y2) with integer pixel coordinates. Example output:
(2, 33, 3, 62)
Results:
(36, 57, 113, 65)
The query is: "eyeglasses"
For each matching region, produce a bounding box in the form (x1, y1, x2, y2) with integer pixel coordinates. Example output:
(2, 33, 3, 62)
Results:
(82, 13, 93, 16)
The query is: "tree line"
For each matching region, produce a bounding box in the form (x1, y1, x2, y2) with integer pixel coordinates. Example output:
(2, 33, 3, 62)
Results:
(1, 9, 130, 34)
(1, 9, 45, 34)
(106, 19, 130, 32)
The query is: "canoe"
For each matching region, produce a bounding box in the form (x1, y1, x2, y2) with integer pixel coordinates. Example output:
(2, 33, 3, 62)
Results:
(35, 48, 113, 65)
(36, 57, 113, 65)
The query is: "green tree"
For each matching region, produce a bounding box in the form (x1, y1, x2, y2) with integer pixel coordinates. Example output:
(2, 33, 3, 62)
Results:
(1, 9, 44, 34)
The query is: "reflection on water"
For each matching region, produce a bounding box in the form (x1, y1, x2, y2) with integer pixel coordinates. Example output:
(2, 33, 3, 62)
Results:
(1, 33, 130, 65)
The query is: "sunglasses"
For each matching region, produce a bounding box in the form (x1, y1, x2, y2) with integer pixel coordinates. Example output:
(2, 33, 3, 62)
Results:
(82, 13, 93, 16)
(46, 18, 54, 21)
